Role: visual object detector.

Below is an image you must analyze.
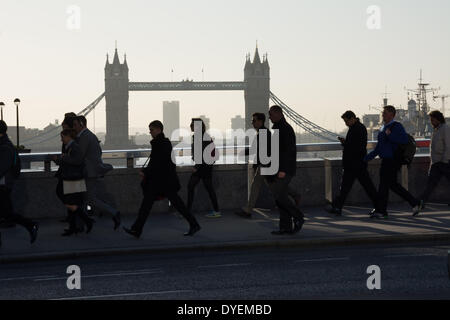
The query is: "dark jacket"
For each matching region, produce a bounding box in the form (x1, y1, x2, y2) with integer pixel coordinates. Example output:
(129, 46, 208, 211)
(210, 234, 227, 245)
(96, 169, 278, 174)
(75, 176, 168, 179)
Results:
(59, 141, 85, 181)
(76, 129, 111, 178)
(342, 120, 368, 170)
(0, 134, 16, 189)
(272, 118, 297, 176)
(142, 133, 180, 195)
(191, 133, 216, 171)
(365, 120, 408, 161)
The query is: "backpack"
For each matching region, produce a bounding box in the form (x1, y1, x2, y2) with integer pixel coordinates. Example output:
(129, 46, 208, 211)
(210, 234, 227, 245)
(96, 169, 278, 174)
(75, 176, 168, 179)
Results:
(393, 123, 416, 166)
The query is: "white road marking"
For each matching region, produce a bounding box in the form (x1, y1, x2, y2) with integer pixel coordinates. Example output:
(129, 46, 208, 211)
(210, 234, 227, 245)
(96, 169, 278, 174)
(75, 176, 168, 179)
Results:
(384, 254, 440, 258)
(52, 290, 194, 300)
(198, 263, 252, 269)
(295, 257, 350, 263)
(34, 270, 163, 282)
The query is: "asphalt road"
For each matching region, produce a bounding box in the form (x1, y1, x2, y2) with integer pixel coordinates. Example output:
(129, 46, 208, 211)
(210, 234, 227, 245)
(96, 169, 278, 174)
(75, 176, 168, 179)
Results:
(0, 242, 449, 300)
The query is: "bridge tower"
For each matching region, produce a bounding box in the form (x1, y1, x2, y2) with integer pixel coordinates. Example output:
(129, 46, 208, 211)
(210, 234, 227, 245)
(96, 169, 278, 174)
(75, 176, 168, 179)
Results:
(244, 45, 270, 130)
(104, 47, 130, 149)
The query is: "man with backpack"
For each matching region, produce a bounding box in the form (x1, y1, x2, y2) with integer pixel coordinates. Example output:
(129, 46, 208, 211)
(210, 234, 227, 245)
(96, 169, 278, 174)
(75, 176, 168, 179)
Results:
(0, 120, 39, 247)
(364, 105, 421, 219)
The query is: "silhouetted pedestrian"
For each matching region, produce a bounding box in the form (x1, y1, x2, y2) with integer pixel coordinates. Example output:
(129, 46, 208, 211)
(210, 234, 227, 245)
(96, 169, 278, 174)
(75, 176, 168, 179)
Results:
(364, 105, 421, 218)
(417, 110, 450, 215)
(187, 118, 221, 218)
(124, 121, 201, 238)
(267, 106, 304, 235)
(53, 129, 94, 236)
(66, 116, 121, 229)
(328, 111, 378, 216)
(0, 120, 38, 247)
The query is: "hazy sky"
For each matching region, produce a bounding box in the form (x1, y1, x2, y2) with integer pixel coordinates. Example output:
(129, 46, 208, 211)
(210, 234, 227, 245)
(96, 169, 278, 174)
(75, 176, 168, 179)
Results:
(1, 0, 449, 134)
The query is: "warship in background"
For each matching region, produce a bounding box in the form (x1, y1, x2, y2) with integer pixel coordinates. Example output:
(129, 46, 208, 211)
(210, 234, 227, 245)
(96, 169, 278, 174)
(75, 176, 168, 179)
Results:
(363, 71, 450, 141)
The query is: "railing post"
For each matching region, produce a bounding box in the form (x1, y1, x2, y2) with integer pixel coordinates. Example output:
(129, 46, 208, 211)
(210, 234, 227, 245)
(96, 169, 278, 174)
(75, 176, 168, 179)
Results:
(44, 160, 51, 173)
(126, 157, 134, 169)
(324, 158, 333, 204)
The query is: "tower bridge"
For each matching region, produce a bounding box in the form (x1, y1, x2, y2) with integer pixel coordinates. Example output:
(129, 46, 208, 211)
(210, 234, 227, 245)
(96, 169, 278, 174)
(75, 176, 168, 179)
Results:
(21, 45, 337, 149)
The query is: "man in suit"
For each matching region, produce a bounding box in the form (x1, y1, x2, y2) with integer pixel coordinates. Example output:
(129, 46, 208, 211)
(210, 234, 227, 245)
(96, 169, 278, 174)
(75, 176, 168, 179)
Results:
(364, 105, 421, 218)
(328, 111, 379, 216)
(235, 112, 301, 219)
(123, 121, 201, 238)
(0, 120, 38, 247)
(267, 106, 304, 235)
(67, 116, 121, 230)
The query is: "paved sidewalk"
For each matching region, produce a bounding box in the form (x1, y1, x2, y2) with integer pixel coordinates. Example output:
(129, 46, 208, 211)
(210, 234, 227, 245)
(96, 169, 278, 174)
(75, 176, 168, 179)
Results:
(1, 203, 449, 263)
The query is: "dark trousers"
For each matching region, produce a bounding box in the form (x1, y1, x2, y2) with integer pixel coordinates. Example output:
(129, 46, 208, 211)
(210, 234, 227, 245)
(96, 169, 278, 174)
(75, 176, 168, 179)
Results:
(421, 162, 450, 203)
(268, 175, 304, 231)
(0, 186, 34, 230)
(377, 158, 419, 213)
(56, 179, 84, 229)
(333, 166, 378, 210)
(132, 190, 198, 233)
(187, 166, 219, 213)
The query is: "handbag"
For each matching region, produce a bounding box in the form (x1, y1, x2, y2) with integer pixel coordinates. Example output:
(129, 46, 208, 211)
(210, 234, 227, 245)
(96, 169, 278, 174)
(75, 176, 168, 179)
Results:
(63, 179, 87, 195)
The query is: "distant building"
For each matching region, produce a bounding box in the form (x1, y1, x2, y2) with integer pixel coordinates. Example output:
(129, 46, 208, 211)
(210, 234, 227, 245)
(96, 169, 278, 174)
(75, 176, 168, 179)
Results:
(163, 101, 180, 141)
(231, 115, 245, 130)
(199, 115, 210, 130)
(362, 114, 380, 129)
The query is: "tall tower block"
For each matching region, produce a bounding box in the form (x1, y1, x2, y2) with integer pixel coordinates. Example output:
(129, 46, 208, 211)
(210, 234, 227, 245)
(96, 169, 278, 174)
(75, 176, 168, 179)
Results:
(104, 48, 130, 149)
(244, 45, 270, 130)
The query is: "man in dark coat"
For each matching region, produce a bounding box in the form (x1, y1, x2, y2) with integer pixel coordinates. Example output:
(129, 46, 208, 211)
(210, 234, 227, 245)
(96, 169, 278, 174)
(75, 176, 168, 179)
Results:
(267, 106, 304, 235)
(124, 121, 201, 238)
(0, 120, 38, 247)
(328, 111, 378, 216)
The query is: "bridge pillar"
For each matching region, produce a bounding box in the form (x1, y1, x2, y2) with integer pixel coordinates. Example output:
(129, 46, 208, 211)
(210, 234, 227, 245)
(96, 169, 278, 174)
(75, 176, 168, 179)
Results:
(244, 46, 270, 130)
(104, 48, 131, 149)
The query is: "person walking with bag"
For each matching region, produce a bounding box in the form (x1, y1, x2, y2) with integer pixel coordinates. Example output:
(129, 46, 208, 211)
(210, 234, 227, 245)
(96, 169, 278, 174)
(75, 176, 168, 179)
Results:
(187, 118, 221, 218)
(364, 105, 421, 219)
(54, 129, 94, 236)
(0, 120, 38, 247)
(123, 121, 201, 238)
(66, 116, 121, 230)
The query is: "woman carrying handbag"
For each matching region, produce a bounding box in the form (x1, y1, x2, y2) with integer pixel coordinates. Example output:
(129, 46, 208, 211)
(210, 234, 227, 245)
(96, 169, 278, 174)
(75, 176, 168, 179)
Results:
(55, 129, 94, 236)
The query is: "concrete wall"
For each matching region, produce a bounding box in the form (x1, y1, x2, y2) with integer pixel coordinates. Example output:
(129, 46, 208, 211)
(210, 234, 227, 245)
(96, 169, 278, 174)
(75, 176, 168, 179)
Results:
(11, 156, 449, 219)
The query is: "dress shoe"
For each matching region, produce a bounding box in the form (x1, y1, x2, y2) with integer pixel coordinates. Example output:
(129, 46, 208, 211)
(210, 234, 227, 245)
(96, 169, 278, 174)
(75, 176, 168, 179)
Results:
(113, 212, 121, 230)
(292, 217, 305, 234)
(234, 210, 252, 219)
(271, 229, 292, 236)
(184, 224, 201, 236)
(28, 223, 39, 244)
(123, 226, 141, 239)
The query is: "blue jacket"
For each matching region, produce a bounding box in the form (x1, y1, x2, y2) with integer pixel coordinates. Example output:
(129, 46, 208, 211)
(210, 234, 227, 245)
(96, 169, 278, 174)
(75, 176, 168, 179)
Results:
(365, 121, 408, 161)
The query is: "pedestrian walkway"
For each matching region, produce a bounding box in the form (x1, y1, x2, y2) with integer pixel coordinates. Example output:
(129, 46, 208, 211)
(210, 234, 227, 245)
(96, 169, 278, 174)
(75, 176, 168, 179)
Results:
(1, 203, 449, 263)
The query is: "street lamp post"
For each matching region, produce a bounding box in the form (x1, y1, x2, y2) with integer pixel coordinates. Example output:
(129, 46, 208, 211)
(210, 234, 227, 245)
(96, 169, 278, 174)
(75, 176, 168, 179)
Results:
(14, 98, 21, 149)
(0, 102, 4, 121)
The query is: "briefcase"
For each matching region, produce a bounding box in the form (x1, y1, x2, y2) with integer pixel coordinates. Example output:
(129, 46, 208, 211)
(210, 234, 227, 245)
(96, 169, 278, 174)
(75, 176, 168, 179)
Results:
(63, 179, 87, 195)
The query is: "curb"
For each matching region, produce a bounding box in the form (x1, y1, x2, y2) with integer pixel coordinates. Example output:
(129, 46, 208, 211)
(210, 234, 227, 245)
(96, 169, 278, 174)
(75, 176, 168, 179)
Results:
(1, 232, 450, 264)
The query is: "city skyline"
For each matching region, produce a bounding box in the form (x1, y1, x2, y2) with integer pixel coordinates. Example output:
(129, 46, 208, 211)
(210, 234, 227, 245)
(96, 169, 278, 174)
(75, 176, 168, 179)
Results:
(1, 0, 450, 135)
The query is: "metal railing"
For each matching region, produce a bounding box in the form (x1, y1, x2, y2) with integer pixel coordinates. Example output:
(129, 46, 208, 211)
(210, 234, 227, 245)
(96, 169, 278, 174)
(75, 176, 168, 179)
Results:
(19, 140, 431, 173)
